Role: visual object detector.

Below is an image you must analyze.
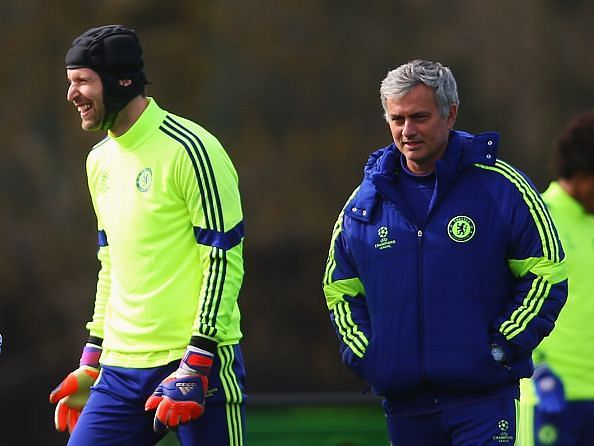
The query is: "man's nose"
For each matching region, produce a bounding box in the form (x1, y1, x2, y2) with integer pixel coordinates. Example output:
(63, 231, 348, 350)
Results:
(66, 84, 78, 102)
(402, 119, 416, 136)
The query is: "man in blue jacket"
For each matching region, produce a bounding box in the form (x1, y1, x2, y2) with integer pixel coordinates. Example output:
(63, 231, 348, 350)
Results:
(322, 59, 568, 445)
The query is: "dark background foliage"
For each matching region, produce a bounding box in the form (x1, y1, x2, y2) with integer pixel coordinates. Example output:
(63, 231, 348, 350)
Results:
(0, 1, 592, 443)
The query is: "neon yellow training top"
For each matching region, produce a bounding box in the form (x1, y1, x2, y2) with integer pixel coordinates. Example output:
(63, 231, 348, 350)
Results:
(85, 98, 244, 368)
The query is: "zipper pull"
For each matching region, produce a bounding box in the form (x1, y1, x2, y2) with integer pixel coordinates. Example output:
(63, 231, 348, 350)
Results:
(417, 230, 423, 237)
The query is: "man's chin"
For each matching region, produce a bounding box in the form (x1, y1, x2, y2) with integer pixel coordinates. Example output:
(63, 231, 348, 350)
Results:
(81, 120, 103, 132)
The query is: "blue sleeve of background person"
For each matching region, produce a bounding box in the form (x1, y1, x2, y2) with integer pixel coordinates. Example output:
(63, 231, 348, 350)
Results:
(323, 211, 370, 376)
(483, 161, 568, 362)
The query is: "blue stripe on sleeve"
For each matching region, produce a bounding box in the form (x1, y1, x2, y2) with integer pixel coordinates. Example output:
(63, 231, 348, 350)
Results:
(98, 230, 108, 247)
(193, 221, 244, 250)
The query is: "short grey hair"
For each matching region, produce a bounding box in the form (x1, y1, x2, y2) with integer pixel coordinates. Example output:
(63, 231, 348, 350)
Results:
(380, 59, 459, 120)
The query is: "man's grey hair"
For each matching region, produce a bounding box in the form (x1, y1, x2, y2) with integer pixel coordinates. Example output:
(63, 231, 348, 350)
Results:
(380, 59, 459, 120)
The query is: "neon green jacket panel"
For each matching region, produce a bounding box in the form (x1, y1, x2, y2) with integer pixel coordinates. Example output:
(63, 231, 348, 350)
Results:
(534, 181, 594, 400)
(86, 98, 244, 368)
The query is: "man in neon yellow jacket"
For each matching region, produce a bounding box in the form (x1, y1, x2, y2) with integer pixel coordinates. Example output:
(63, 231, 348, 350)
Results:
(49, 25, 246, 446)
(520, 109, 594, 446)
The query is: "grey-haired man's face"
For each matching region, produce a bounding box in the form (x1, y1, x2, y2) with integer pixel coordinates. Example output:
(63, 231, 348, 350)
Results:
(66, 68, 106, 132)
(385, 83, 457, 175)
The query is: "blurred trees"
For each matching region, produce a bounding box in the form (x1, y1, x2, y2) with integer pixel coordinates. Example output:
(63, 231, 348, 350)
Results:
(0, 0, 592, 443)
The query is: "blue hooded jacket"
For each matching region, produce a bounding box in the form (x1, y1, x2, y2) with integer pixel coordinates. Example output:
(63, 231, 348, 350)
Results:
(323, 130, 567, 412)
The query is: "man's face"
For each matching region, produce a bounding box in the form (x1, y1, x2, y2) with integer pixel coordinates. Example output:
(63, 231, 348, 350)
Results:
(385, 83, 457, 175)
(66, 68, 105, 131)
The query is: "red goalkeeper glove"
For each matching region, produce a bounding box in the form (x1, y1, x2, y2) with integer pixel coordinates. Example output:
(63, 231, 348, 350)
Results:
(49, 342, 101, 433)
(144, 345, 213, 432)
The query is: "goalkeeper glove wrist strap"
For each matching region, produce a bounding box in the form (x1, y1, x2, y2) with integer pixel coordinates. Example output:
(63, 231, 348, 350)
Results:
(181, 345, 214, 376)
(80, 343, 102, 368)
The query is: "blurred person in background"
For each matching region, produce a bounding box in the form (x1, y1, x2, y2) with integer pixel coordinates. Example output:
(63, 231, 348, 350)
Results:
(49, 25, 246, 446)
(519, 109, 594, 446)
(322, 59, 568, 445)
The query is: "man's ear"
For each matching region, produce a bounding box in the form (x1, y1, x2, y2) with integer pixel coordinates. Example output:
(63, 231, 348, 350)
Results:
(446, 103, 458, 129)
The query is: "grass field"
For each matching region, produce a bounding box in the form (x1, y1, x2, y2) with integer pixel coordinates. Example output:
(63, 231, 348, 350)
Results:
(158, 392, 387, 445)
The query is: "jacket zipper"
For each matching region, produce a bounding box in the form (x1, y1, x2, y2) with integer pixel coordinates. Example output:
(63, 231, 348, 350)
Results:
(417, 228, 426, 380)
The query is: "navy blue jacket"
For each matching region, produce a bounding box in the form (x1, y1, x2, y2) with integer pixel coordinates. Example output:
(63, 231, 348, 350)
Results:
(323, 130, 567, 411)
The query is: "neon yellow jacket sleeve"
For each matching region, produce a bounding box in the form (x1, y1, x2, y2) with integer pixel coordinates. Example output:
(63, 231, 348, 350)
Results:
(171, 114, 244, 344)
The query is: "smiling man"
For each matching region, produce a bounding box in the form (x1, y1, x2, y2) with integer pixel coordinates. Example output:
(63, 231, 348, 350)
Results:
(50, 25, 247, 446)
(322, 59, 568, 445)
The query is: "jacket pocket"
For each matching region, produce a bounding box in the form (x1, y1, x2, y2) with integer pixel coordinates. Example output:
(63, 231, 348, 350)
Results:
(425, 344, 514, 391)
(359, 333, 424, 397)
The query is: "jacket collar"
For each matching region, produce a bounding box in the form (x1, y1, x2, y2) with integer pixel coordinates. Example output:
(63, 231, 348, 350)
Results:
(109, 97, 167, 152)
(347, 130, 500, 223)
